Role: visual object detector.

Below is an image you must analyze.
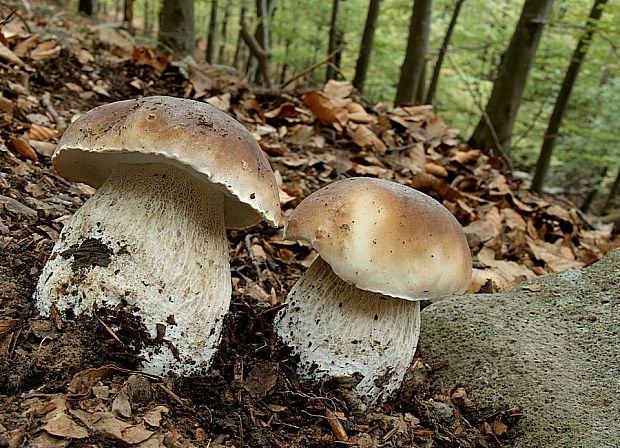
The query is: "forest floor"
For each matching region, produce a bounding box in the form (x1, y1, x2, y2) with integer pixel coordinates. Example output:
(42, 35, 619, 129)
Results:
(1, 6, 619, 448)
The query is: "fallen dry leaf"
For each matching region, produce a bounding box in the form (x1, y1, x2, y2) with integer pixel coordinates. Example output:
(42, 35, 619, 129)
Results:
(0, 41, 24, 66)
(347, 123, 386, 153)
(143, 406, 169, 428)
(8, 136, 38, 161)
(43, 414, 89, 439)
(302, 91, 348, 131)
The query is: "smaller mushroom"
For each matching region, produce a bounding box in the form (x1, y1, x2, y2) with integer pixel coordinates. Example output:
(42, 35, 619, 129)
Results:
(274, 177, 471, 401)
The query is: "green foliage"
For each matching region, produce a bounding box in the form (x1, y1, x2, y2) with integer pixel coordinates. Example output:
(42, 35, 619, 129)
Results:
(95, 0, 619, 193)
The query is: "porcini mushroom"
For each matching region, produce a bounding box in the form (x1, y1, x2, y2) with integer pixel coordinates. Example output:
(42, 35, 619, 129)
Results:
(274, 177, 471, 401)
(35, 96, 280, 374)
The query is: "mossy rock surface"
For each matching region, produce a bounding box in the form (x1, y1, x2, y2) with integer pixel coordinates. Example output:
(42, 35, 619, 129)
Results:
(420, 250, 620, 448)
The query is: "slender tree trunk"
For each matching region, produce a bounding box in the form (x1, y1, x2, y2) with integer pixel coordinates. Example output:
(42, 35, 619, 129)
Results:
(602, 166, 620, 214)
(426, 0, 464, 104)
(241, 24, 272, 86)
(531, 0, 608, 193)
(415, 61, 427, 102)
(469, 0, 554, 164)
(325, 0, 342, 82)
(159, 0, 195, 57)
(123, 0, 134, 33)
(279, 38, 292, 84)
(234, 2, 247, 69)
(581, 167, 608, 213)
(251, 0, 275, 85)
(394, 0, 433, 106)
(353, 0, 382, 93)
(217, 2, 231, 64)
(144, 0, 151, 36)
(78, 0, 96, 16)
(206, 0, 218, 63)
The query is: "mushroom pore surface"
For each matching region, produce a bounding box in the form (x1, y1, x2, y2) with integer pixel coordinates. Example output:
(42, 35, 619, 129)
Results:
(35, 163, 231, 374)
(274, 256, 421, 401)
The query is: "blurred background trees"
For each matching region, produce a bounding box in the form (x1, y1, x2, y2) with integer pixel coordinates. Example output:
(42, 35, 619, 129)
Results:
(85, 0, 619, 213)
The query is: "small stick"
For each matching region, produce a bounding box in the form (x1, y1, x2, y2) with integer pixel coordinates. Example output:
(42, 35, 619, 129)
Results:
(41, 92, 67, 129)
(280, 46, 344, 89)
(0, 9, 16, 26)
(325, 408, 348, 442)
(92, 304, 123, 346)
(244, 234, 265, 288)
(158, 383, 193, 408)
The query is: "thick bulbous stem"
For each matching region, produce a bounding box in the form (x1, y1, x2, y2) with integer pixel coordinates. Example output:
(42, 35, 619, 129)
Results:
(35, 163, 231, 374)
(274, 256, 421, 402)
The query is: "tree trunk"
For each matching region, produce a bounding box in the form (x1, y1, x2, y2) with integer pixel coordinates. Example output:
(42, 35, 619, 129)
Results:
(469, 0, 553, 166)
(581, 167, 608, 213)
(468, 0, 553, 164)
(159, 0, 195, 57)
(78, 0, 96, 16)
(234, 1, 247, 69)
(394, 0, 433, 106)
(325, 0, 342, 82)
(425, 0, 464, 104)
(123, 0, 134, 33)
(251, 0, 275, 85)
(217, 2, 231, 64)
(353, 0, 381, 93)
(144, 0, 152, 36)
(206, 0, 218, 63)
(415, 60, 427, 102)
(602, 166, 620, 215)
(279, 38, 292, 84)
(531, 0, 608, 193)
(241, 24, 271, 87)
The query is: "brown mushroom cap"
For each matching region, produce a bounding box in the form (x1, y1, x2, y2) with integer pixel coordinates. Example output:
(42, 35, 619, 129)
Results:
(284, 177, 472, 300)
(53, 96, 281, 228)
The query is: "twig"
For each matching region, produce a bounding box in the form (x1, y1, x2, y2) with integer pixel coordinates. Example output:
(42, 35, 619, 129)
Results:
(92, 303, 124, 346)
(280, 45, 344, 89)
(244, 233, 265, 288)
(325, 408, 348, 442)
(0, 8, 16, 26)
(158, 383, 194, 408)
(41, 92, 67, 129)
(0, 4, 30, 33)
(384, 141, 421, 152)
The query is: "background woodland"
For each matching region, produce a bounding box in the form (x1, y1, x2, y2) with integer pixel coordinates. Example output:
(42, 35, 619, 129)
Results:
(71, 0, 620, 217)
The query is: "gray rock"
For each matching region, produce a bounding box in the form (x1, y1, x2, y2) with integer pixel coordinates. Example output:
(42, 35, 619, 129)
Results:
(420, 250, 620, 448)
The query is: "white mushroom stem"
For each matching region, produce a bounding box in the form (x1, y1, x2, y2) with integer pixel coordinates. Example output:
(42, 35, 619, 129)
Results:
(274, 256, 421, 401)
(35, 163, 231, 374)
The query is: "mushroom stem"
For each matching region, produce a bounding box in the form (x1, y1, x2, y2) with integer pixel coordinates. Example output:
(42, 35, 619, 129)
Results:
(274, 256, 421, 401)
(35, 163, 231, 374)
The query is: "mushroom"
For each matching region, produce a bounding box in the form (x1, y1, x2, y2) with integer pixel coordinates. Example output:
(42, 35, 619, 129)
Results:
(274, 177, 471, 401)
(35, 96, 280, 374)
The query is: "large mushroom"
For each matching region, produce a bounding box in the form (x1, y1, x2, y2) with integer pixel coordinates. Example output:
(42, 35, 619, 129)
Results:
(35, 96, 280, 374)
(274, 177, 471, 401)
